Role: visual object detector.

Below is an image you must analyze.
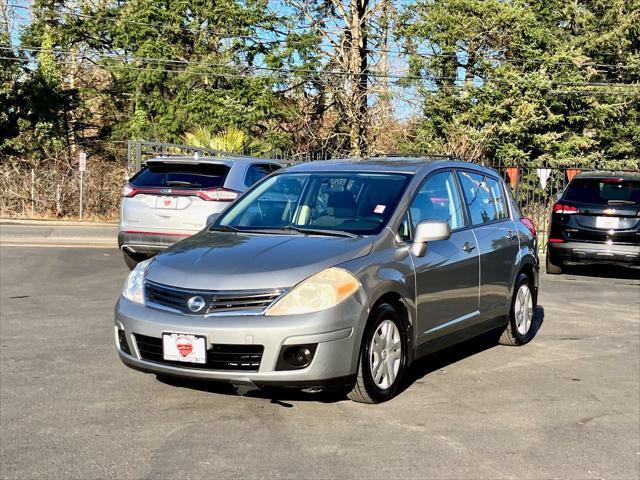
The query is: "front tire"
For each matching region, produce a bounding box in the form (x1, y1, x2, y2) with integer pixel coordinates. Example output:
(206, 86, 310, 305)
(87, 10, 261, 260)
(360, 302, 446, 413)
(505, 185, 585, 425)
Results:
(348, 304, 407, 404)
(500, 273, 537, 346)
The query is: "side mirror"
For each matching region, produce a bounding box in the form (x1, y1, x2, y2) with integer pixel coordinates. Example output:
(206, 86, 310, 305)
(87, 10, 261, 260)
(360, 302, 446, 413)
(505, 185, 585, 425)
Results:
(206, 213, 220, 228)
(410, 220, 451, 257)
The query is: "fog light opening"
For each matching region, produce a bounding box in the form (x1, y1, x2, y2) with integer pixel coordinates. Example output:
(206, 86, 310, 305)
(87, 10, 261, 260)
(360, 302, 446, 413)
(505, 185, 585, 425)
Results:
(116, 327, 131, 355)
(277, 344, 318, 370)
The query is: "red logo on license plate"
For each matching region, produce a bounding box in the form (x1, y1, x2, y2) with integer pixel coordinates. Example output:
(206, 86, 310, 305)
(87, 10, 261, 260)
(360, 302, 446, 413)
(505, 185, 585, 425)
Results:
(164, 198, 172, 206)
(175, 336, 193, 357)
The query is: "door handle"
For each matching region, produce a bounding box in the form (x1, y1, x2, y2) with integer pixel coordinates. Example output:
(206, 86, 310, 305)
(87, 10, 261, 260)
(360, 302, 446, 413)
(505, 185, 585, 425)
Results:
(462, 242, 476, 253)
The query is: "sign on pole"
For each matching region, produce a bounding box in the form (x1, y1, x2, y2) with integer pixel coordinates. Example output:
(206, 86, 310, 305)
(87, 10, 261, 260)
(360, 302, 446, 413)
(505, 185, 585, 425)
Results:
(79, 152, 86, 219)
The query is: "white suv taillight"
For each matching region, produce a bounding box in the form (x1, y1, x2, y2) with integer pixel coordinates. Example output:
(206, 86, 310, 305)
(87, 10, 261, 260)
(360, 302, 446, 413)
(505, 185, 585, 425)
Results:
(122, 184, 137, 197)
(198, 188, 240, 202)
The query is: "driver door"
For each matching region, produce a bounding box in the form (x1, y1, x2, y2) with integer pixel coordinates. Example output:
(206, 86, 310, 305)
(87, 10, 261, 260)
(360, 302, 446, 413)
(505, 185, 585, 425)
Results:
(409, 170, 480, 344)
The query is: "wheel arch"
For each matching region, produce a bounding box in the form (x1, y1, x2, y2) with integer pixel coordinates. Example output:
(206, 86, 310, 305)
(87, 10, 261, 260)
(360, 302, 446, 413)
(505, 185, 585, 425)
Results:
(367, 289, 415, 363)
(512, 257, 538, 303)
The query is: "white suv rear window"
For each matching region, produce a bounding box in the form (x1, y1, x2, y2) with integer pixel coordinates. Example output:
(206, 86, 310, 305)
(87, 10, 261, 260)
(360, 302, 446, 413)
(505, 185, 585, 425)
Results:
(130, 162, 230, 189)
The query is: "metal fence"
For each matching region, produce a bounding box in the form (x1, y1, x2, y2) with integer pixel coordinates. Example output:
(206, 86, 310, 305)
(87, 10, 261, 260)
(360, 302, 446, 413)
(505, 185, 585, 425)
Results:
(126, 140, 331, 172)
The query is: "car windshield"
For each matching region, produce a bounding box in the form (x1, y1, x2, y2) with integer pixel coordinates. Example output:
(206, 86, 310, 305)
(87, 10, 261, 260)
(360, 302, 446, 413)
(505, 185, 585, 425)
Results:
(564, 178, 640, 205)
(216, 171, 412, 236)
(130, 162, 230, 189)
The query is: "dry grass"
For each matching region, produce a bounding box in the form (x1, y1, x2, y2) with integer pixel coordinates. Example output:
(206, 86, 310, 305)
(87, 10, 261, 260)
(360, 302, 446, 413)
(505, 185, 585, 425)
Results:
(1, 154, 129, 220)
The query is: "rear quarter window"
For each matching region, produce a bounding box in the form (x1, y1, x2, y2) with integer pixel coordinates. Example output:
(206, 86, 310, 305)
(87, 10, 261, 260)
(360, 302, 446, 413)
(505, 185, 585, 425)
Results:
(130, 162, 230, 189)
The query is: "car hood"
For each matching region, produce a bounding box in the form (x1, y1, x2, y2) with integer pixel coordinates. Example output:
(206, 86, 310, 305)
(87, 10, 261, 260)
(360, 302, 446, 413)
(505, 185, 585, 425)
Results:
(145, 230, 374, 290)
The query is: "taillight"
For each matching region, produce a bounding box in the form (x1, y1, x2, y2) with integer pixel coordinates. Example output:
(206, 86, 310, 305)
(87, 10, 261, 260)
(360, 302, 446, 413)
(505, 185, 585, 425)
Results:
(122, 184, 137, 197)
(520, 217, 536, 237)
(552, 202, 579, 214)
(548, 238, 564, 243)
(197, 188, 240, 202)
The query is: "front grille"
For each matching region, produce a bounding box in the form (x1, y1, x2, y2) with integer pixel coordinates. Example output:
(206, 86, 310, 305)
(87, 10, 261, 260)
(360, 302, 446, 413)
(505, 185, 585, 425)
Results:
(135, 334, 264, 371)
(145, 280, 283, 315)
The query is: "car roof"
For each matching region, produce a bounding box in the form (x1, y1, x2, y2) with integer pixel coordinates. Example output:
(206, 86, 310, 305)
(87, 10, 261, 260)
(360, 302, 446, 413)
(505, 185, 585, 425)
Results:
(147, 156, 281, 166)
(574, 170, 640, 180)
(284, 156, 499, 176)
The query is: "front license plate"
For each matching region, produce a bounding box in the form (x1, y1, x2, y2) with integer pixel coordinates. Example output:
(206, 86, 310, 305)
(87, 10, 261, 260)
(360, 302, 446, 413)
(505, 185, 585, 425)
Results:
(595, 216, 619, 229)
(162, 333, 207, 364)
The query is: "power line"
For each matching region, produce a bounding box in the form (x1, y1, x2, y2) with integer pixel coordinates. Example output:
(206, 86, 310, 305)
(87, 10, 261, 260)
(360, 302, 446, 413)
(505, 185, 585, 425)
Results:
(3, 45, 639, 90)
(7, 3, 635, 71)
(2, 53, 639, 97)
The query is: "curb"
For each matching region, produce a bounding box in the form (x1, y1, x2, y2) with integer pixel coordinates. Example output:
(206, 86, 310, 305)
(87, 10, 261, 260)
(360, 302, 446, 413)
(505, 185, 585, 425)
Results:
(0, 218, 118, 227)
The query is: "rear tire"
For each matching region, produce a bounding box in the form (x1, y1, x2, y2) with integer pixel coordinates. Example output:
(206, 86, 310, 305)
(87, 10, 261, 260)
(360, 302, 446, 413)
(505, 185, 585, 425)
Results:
(546, 254, 562, 275)
(500, 273, 537, 346)
(347, 304, 407, 404)
(123, 250, 144, 270)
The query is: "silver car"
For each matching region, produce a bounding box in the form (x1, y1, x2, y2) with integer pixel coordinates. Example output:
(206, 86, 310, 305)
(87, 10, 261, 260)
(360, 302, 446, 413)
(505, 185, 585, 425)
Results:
(119, 156, 281, 268)
(114, 158, 539, 403)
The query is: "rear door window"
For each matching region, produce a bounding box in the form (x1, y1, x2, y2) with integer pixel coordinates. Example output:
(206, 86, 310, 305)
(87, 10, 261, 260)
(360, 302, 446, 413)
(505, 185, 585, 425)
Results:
(564, 178, 640, 205)
(457, 171, 506, 225)
(130, 162, 230, 189)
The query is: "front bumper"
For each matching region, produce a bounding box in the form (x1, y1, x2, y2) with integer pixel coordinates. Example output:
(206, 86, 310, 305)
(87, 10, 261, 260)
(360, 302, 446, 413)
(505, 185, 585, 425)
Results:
(548, 241, 640, 266)
(114, 293, 368, 387)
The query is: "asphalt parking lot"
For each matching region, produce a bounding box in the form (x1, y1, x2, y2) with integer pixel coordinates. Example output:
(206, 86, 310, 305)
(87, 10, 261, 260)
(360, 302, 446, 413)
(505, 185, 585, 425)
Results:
(1, 224, 639, 479)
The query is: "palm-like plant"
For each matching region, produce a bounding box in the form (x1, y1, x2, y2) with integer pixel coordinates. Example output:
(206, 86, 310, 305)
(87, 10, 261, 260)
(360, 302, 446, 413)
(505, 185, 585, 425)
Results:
(181, 126, 213, 150)
(181, 126, 265, 155)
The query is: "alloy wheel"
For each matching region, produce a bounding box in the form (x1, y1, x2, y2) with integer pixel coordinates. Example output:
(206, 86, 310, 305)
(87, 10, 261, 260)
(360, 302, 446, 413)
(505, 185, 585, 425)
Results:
(515, 283, 534, 336)
(369, 319, 402, 390)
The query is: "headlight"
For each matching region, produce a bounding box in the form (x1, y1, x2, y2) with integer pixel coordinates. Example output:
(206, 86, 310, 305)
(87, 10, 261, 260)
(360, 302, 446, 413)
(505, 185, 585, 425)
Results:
(266, 267, 361, 316)
(122, 259, 151, 305)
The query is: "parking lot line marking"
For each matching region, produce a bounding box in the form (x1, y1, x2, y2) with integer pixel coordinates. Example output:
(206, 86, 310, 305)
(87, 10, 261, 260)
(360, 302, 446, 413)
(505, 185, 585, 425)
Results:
(0, 243, 117, 249)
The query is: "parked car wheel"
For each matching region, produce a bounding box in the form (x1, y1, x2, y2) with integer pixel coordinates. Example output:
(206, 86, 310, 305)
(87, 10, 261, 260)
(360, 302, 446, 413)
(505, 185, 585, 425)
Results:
(499, 273, 537, 346)
(546, 254, 562, 275)
(348, 304, 407, 404)
(123, 250, 145, 270)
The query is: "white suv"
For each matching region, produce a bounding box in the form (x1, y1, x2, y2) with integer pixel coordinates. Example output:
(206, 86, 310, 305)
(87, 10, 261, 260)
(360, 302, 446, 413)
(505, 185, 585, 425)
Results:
(119, 156, 281, 268)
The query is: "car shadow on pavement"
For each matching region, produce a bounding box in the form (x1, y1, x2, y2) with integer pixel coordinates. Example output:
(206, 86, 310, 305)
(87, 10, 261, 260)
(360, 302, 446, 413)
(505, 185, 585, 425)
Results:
(156, 374, 348, 406)
(559, 264, 640, 280)
(157, 306, 545, 406)
(399, 305, 545, 396)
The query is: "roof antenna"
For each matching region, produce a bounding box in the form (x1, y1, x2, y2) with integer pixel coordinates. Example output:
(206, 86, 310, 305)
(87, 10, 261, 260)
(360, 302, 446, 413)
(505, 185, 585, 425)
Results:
(194, 151, 200, 161)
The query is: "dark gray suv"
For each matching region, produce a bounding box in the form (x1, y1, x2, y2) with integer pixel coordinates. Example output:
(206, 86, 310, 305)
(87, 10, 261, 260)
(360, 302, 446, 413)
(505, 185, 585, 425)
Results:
(115, 157, 539, 403)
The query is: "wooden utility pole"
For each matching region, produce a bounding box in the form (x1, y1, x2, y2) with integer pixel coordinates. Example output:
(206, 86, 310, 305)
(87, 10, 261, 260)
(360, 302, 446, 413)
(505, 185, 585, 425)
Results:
(349, 0, 369, 157)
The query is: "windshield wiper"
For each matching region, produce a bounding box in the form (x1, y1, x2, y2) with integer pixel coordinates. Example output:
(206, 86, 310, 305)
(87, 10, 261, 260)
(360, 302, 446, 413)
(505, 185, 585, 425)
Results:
(208, 225, 358, 238)
(208, 224, 241, 233)
(280, 226, 358, 238)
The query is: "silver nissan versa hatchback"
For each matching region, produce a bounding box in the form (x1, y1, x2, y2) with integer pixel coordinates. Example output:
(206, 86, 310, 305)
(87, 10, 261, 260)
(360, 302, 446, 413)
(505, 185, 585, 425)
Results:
(115, 157, 540, 403)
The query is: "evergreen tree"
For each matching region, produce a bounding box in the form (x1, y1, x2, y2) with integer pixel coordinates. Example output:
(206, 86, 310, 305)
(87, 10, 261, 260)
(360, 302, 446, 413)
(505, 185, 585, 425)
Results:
(399, 0, 640, 169)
